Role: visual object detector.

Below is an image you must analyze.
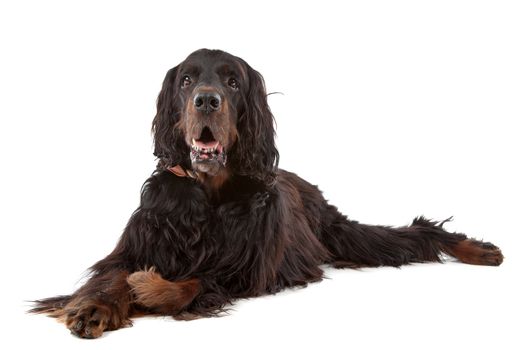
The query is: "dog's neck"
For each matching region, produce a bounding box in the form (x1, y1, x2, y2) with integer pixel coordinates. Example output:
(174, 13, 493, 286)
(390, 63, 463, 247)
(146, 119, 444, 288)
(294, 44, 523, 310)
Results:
(195, 167, 230, 197)
(168, 164, 230, 198)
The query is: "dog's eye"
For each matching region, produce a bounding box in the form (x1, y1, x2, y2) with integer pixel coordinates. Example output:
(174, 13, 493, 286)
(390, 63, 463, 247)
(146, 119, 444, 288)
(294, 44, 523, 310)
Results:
(228, 78, 239, 90)
(181, 75, 192, 88)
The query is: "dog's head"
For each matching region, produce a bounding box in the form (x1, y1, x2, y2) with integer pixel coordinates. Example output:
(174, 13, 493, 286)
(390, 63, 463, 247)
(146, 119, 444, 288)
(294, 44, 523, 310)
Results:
(152, 49, 278, 185)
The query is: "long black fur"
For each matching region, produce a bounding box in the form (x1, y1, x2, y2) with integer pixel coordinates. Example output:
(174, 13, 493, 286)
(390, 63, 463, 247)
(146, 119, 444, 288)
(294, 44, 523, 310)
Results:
(30, 49, 503, 338)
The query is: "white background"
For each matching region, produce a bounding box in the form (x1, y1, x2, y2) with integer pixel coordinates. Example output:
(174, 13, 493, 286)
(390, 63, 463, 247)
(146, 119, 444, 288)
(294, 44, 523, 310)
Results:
(1, 0, 524, 349)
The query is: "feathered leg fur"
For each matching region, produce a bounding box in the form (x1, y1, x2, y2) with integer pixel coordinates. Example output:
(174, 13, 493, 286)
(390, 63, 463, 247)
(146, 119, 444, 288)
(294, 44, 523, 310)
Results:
(320, 211, 503, 268)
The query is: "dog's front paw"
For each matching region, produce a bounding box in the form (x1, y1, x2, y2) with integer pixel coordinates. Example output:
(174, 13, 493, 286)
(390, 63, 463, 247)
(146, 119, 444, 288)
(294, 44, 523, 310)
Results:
(64, 299, 131, 339)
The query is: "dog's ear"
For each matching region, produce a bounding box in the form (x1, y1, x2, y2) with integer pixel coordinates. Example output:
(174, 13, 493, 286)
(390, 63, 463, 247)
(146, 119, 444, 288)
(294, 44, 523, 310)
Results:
(229, 62, 279, 185)
(152, 65, 191, 169)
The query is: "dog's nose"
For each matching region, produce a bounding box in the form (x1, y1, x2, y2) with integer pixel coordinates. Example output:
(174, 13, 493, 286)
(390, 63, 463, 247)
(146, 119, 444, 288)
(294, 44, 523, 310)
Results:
(193, 92, 221, 113)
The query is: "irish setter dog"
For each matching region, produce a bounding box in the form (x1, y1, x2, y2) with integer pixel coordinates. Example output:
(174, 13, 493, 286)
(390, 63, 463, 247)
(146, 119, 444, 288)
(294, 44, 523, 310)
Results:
(31, 49, 503, 338)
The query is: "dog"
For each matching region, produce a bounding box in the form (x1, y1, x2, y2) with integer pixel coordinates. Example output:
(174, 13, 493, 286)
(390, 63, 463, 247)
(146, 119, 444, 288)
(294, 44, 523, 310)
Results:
(31, 49, 504, 338)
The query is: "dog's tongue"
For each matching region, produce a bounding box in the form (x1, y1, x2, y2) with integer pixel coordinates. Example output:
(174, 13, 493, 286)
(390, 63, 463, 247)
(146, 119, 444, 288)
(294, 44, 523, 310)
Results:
(193, 140, 219, 149)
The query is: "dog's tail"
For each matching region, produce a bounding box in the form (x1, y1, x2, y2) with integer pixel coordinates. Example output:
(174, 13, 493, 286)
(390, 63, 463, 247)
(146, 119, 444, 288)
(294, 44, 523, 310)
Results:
(28, 295, 72, 317)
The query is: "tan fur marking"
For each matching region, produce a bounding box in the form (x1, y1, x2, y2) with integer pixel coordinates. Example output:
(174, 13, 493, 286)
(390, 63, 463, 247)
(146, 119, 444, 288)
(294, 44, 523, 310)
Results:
(447, 239, 504, 266)
(127, 269, 201, 313)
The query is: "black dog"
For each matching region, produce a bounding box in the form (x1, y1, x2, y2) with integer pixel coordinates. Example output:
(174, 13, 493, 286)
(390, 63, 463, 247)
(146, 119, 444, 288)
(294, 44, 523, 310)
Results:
(31, 49, 503, 338)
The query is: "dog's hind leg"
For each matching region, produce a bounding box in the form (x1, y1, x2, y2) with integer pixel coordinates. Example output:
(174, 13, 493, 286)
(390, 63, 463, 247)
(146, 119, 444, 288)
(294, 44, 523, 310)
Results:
(319, 208, 503, 268)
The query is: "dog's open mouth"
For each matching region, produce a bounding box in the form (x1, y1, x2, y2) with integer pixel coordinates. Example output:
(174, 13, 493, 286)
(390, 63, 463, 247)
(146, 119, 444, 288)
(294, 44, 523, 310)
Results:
(190, 127, 227, 165)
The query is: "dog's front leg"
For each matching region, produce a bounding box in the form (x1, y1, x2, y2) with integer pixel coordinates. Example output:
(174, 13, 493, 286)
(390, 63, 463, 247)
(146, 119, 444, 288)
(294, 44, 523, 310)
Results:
(58, 270, 133, 338)
(127, 269, 202, 316)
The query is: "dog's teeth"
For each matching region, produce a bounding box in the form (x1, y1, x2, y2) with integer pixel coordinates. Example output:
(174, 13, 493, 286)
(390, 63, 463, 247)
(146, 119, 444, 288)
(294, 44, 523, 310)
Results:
(191, 142, 201, 152)
(190, 141, 222, 156)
